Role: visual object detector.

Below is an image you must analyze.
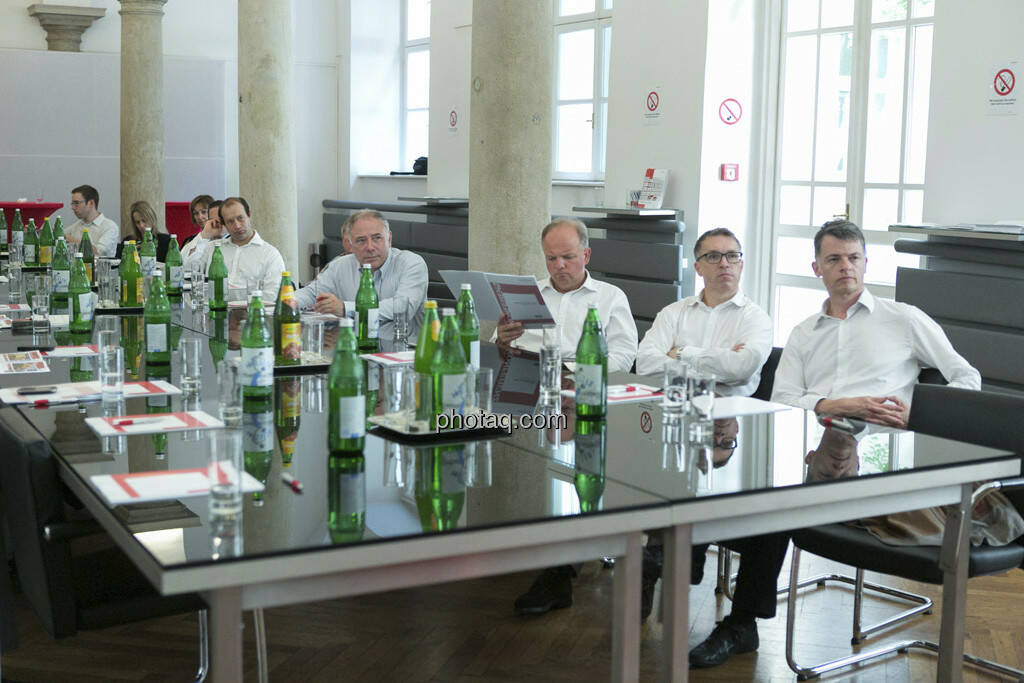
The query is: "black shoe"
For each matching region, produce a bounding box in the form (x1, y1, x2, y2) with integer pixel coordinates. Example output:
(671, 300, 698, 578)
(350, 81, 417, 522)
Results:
(688, 617, 759, 668)
(641, 545, 663, 621)
(514, 566, 574, 616)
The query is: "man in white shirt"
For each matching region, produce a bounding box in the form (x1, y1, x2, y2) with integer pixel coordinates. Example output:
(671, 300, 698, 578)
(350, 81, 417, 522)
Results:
(496, 219, 638, 373)
(182, 199, 225, 270)
(295, 209, 428, 339)
(688, 220, 981, 670)
(195, 197, 286, 303)
(66, 184, 119, 258)
(636, 228, 772, 394)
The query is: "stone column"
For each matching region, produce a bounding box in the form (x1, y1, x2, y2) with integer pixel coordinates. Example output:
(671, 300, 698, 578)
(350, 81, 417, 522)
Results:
(468, 0, 553, 283)
(27, 4, 106, 52)
(119, 0, 166, 240)
(238, 0, 299, 275)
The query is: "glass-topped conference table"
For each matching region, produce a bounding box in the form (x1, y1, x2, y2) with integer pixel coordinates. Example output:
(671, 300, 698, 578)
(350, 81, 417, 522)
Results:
(0, 300, 1017, 683)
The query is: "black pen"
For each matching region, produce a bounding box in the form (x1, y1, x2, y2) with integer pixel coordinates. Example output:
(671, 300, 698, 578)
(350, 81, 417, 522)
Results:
(281, 472, 304, 494)
(17, 345, 55, 352)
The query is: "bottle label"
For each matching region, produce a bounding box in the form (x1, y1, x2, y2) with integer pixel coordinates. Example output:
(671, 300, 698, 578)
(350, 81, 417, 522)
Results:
(430, 318, 440, 342)
(85, 263, 93, 283)
(76, 291, 94, 322)
(169, 265, 183, 288)
(470, 340, 480, 370)
(280, 284, 297, 309)
(441, 451, 466, 494)
(279, 322, 301, 360)
(575, 364, 604, 405)
(338, 472, 366, 514)
(39, 246, 52, 264)
(441, 373, 468, 415)
(240, 347, 274, 387)
(24, 244, 35, 263)
(281, 385, 301, 418)
(243, 410, 274, 452)
(575, 434, 601, 473)
(12, 232, 23, 247)
(141, 256, 156, 277)
(280, 431, 298, 456)
(146, 323, 168, 353)
(53, 269, 70, 293)
(367, 308, 380, 339)
(136, 279, 143, 303)
(148, 394, 169, 408)
(334, 395, 366, 438)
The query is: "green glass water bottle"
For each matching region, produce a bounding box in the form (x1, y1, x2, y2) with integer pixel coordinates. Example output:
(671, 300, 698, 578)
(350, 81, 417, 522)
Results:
(165, 236, 183, 297)
(143, 268, 172, 365)
(51, 237, 71, 305)
(240, 290, 274, 398)
(274, 271, 301, 365)
(275, 376, 302, 467)
(10, 209, 23, 253)
(430, 308, 468, 423)
(52, 215, 64, 241)
(413, 300, 440, 421)
(145, 364, 172, 457)
(456, 283, 480, 370)
(209, 310, 228, 366)
(139, 227, 157, 277)
(328, 453, 366, 543)
(38, 217, 55, 265)
(68, 331, 94, 381)
(242, 395, 274, 506)
(123, 316, 143, 378)
(0, 210, 7, 255)
(428, 446, 466, 531)
(574, 303, 608, 419)
(80, 228, 95, 284)
(355, 263, 380, 352)
(327, 318, 365, 452)
(68, 252, 93, 334)
(208, 245, 228, 311)
(573, 419, 607, 513)
(120, 241, 142, 306)
(23, 218, 39, 266)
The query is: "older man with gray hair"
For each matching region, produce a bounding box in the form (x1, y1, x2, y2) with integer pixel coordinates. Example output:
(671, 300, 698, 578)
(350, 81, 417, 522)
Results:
(296, 209, 428, 337)
(496, 218, 638, 373)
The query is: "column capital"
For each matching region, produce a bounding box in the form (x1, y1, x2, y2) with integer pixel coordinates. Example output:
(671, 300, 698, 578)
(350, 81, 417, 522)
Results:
(118, 0, 167, 17)
(27, 4, 106, 52)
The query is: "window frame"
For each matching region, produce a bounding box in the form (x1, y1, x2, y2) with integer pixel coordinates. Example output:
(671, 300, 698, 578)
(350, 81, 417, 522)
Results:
(400, 0, 431, 173)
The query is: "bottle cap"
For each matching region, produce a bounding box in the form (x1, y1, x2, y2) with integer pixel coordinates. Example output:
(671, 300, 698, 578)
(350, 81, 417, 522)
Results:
(424, 300, 437, 309)
(361, 263, 371, 269)
(442, 307, 455, 316)
(75, 252, 83, 258)
(282, 270, 291, 276)
(153, 269, 163, 278)
(461, 283, 472, 290)
(252, 290, 263, 297)
(588, 302, 598, 309)
(339, 317, 353, 327)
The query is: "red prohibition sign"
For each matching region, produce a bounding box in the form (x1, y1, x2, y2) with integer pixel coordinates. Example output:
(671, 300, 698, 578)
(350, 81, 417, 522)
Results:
(640, 410, 653, 434)
(719, 98, 742, 125)
(449, 110, 458, 126)
(646, 91, 660, 112)
(994, 69, 1015, 96)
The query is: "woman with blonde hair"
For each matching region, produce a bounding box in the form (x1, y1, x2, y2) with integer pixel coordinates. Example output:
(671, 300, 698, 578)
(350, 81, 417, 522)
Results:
(121, 200, 172, 261)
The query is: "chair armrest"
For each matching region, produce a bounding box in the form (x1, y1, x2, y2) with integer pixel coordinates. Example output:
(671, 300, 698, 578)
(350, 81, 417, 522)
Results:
(43, 518, 103, 543)
(972, 477, 1024, 506)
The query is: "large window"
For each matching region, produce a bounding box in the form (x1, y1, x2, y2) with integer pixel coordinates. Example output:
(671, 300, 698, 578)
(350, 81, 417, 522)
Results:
(770, 0, 934, 345)
(553, 0, 612, 180)
(401, 0, 430, 172)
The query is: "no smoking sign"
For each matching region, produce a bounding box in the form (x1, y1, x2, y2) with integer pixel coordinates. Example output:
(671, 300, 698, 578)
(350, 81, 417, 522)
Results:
(995, 68, 1015, 96)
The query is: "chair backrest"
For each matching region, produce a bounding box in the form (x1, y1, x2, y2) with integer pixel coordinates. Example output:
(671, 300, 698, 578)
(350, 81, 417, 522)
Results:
(751, 347, 784, 402)
(0, 407, 77, 638)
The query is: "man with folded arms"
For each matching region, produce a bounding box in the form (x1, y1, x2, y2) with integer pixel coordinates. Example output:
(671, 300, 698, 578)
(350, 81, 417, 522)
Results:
(688, 219, 980, 669)
(496, 218, 638, 373)
(295, 209, 428, 339)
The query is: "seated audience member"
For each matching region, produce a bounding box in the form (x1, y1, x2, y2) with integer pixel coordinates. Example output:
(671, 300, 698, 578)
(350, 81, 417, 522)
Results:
(636, 227, 772, 393)
(181, 194, 215, 249)
(66, 184, 119, 258)
(121, 200, 172, 261)
(182, 199, 224, 271)
(295, 209, 428, 340)
(496, 218, 638, 373)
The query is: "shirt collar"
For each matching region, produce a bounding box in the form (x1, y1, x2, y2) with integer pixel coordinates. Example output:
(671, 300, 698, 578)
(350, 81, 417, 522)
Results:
(541, 270, 597, 294)
(83, 213, 105, 227)
(228, 230, 265, 248)
(375, 248, 396, 277)
(814, 288, 874, 326)
(689, 289, 748, 310)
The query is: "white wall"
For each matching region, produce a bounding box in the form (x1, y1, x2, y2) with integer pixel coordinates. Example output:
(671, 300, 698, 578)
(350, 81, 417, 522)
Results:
(426, 0, 471, 199)
(923, 0, 1024, 224)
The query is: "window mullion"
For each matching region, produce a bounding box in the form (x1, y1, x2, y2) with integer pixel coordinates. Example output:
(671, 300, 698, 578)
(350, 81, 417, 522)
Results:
(895, 19, 913, 221)
(846, 0, 872, 226)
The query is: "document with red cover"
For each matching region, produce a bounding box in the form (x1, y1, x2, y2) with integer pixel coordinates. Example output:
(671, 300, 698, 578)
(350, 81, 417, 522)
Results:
(86, 410, 224, 437)
(90, 463, 264, 506)
(440, 270, 555, 327)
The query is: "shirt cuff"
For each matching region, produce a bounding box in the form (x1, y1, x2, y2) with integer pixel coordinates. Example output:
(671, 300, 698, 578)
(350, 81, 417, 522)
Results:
(344, 300, 355, 318)
(801, 394, 827, 413)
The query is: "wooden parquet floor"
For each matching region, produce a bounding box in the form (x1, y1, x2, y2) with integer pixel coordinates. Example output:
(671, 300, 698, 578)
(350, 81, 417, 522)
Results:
(2, 549, 1022, 682)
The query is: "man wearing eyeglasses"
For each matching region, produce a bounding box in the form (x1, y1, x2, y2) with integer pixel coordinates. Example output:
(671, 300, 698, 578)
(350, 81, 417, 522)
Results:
(636, 227, 772, 395)
(66, 184, 119, 257)
(295, 209, 428, 338)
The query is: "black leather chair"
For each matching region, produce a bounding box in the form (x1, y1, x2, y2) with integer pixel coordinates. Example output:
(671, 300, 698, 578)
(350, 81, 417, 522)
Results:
(784, 385, 1024, 680)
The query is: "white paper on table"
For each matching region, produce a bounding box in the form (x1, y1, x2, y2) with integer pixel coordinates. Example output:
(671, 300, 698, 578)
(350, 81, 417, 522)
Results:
(42, 344, 99, 358)
(86, 410, 224, 437)
(439, 270, 555, 327)
(361, 350, 415, 366)
(0, 315, 11, 329)
(48, 314, 69, 331)
(560, 383, 663, 405)
(0, 379, 181, 405)
(0, 350, 50, 374)
(0, 303, 30, 312)
(711, 396, 794, 419)
(90, 463, 264, 506)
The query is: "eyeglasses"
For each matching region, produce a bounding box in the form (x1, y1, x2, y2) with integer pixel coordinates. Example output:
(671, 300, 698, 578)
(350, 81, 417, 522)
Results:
(715, 437, 738, 450)
(70, 200, 86, 207)
(697, 251, 743, 264)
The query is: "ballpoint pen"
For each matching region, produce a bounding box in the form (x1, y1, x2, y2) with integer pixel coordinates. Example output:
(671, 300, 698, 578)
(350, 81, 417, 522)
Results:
(112, 417, 166, 427)
(281, 472, 304, 494)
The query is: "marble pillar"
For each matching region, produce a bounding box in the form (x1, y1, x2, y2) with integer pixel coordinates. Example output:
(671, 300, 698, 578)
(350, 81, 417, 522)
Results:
(27, 4, 106, 52)
(468, 0, 553, 282)
(118, 0, 166, 240)
(238, 0, 299, 275)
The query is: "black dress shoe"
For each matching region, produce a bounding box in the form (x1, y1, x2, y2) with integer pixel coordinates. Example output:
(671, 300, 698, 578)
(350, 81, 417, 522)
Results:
(641, 544, 663, 621)
(688, 617, 759, 668)
(514, 565, 574, 616)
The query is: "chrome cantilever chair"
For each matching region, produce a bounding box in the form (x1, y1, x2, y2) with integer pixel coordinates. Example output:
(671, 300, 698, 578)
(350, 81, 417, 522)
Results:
(784, 384, 1024, 680)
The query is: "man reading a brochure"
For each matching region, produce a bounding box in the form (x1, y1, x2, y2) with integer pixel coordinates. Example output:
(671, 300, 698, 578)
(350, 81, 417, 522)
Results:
(495, 219, 638, 373)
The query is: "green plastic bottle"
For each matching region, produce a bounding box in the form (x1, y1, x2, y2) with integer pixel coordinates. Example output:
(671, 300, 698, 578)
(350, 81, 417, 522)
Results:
(0, 210, 7, 255)
(240, 290, 274, 398)
(51, 237, 71, 305)
(355, 263, 380, 352)
(143, 268, 172, 366)
(208, 245, 228, 311)
(10, 209, 23, 254)
(574, 303, 608, 419)
(80, 228, 95, 284)
(413, 300, 440, 422)
(52, 215, 64, 242)
(209, 310, 227, 366)
(68, 252, 94, 334)
(430, 308, 468, 422)
(573, 419, 607, 513)
(328, 453, 366, 543)
(275, 376, 302, 468)
(456, 283, 480, 369)
(23, 218, 39, 266)
(242, 395, 274, 506)
(165, 236, 183, 297)
(139, 227, 157, 277)
(68, 331, 95, 381)
(120, 241, 143, 306)
(38, 217, 54, 266)
(274, 272, 301, 366)
(328, 318, 365, 452)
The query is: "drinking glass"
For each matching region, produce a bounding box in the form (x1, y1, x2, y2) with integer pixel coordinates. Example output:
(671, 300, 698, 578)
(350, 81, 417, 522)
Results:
(7, 262, 22, 304)
(383, 365, 416, 418)
(688, 417, 715, 490)
(9, 243, 24, 267)
(190, 273, 207, 311)
(34, 273, 51, 300)
(208, 429, 244, 518)
(100, 346, 124, 405)
(690, 374, 716, 420)
(301, 317, 325, 364)
(392, 295, 410, 346)
(662, 358, 691, 417)
(302, 375, 325, 413)
(383, 442, 404, 487)
(539, 324, 562, 403)
(98, 259, 120, 307)
(217, 358, 243, 426)
(31, 292, 49, 333)
(467, 366, 494, 414)
(245, 277, 262, 302)
(181, 391, 203, 442)
(412, 373, 434, 432)
(466, 440, 493, 487)
(101, 398, 127, 455)
(181, 337, 203, 393)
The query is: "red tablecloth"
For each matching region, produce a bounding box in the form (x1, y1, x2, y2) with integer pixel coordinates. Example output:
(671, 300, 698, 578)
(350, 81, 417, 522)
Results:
(1, 202, 63, 241)
(166, 201, 197, 246)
